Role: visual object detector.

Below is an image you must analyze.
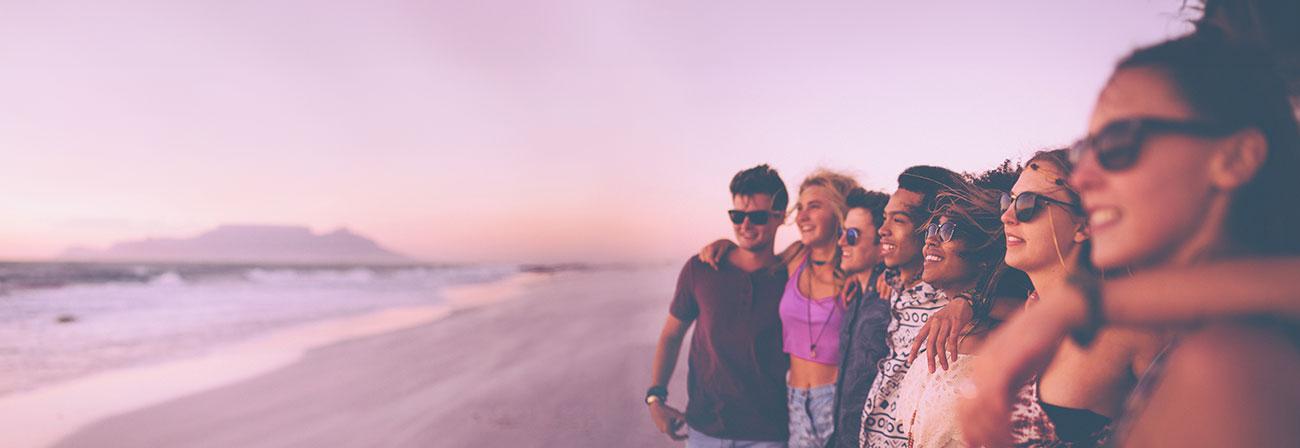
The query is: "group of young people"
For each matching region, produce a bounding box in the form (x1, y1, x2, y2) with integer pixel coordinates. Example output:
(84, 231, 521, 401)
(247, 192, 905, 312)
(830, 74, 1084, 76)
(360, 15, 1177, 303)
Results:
(645, 10, 1300, 448)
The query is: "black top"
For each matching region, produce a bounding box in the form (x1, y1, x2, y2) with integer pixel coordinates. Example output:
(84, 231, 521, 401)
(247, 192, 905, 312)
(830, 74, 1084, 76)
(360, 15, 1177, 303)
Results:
(1039, 400, 1111, 443)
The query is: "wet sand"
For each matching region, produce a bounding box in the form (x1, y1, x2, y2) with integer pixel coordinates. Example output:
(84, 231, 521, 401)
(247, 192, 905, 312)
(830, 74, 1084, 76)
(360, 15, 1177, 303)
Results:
(51, 267, 692, 448)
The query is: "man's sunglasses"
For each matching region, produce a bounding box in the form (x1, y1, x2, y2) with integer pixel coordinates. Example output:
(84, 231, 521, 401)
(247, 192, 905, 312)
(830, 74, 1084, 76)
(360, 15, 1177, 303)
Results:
(728, 210, 777, 225)
(925, 221, 959, 243)
(1067, 117, 1238, 171)
(1000, 191, 1082, 222)
(839, 227, 862, 246)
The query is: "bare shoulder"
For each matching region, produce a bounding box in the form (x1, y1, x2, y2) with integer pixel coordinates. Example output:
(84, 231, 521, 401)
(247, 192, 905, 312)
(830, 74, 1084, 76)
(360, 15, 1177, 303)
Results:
(1073, 327, 1164, 372)
(1126, 322, 1300, 447)
(1169, 322, 1300, 385)
(1098, 326, 1167, 368)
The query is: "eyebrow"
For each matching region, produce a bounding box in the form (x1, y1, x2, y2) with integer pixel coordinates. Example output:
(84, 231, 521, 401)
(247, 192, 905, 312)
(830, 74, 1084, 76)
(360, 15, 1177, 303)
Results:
(886, 210, 912, 220)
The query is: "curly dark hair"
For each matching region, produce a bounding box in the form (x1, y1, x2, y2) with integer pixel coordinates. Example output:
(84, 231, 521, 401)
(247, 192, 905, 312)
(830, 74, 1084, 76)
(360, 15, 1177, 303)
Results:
(925, 178, 1028, 334)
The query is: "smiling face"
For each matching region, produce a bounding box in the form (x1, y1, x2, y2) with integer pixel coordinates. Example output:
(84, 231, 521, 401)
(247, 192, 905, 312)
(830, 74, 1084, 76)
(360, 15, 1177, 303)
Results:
(839, 208, 881, 275)
(1002, 162, 1086, 274)
(878, 189, 924, 270)
(732, 193, 784, 252)
(921, 216, 979, 291)
(795, 185, 841, 247)
(1070, 67, 1227, 270)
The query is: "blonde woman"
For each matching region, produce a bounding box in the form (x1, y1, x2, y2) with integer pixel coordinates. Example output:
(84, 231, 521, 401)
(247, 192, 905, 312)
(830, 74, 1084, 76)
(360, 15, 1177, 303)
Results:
(701, 169, 861, 448)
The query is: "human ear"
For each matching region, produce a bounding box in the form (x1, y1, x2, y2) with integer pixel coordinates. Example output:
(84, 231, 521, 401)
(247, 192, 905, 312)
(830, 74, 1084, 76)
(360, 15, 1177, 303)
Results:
(1209, 129, 1267, 191)
(1073, 223, 1089, 245)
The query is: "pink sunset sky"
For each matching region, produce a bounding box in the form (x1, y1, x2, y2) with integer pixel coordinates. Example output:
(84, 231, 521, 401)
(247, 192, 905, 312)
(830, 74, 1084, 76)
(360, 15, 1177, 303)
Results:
(0, 0, 1195, 264)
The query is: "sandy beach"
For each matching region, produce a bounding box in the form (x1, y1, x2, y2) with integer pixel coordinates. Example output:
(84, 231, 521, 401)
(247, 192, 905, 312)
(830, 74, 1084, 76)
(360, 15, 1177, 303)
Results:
(46, 266, 691, 448)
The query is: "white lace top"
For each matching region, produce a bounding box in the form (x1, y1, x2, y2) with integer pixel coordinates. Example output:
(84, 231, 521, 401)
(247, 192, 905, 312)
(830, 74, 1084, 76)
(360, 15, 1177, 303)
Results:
(890, 354, 977, 448)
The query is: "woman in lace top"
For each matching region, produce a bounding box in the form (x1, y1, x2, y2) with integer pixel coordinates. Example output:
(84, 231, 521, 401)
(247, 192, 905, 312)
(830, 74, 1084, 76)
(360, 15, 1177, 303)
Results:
(882, 177, 1028, 447)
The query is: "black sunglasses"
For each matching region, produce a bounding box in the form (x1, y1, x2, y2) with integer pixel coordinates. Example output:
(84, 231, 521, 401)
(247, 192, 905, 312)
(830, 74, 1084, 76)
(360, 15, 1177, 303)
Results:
(1067, 117, 1238, 171)
(925, 221, 959, 243)
(728, 210, 776, 225)
(839, 227, 861, 246)
(1000, 191, 1082, 222)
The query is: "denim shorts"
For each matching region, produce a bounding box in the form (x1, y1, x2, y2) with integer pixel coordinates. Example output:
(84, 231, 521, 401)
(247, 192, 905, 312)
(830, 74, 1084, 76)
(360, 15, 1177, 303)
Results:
(687, 426, 788, 448)
(787, 383, 836, 448)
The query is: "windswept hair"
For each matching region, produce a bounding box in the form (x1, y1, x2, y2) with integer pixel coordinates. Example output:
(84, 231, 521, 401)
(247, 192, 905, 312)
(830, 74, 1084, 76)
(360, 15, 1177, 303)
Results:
(795, 169, 862, 279)
(1191, 0, 1300, 100)
(928, 181, 1006, 273)
(1024, 149, 1080, 206)
(730, 164, 789, 211)
(897, 165, 967, 219)
(797, 168, 862, 232)
(1117, 31, 1300, 255)
(925, 178, 1027, 333)
(1024, 148, 1093, 274)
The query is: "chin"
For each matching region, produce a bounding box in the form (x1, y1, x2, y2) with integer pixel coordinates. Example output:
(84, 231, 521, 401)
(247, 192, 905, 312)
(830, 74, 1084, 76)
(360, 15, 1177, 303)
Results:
(1089, 241, 1136, 270)
(1089, 234, 1139, 271)
(1003, 253, 1031, 272)
(842, 262, 866, 275)
(885, 255, 911, 269)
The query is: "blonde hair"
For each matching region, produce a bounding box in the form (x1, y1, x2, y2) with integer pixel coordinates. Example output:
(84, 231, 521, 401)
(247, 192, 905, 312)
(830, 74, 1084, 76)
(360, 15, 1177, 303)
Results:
(1025, 149, 1087, 272)
(797, 168, 861, 229)
(795, 168, 861, 288)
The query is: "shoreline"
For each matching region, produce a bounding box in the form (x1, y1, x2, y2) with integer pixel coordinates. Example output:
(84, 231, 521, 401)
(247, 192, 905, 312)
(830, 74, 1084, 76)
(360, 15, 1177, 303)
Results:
(42, 266, 684, 448)
(0, 271, 550, 448)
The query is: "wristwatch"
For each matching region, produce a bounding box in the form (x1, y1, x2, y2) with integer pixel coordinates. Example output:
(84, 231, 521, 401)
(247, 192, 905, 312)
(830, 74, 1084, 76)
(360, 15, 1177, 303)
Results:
(645, 385, 668, 406)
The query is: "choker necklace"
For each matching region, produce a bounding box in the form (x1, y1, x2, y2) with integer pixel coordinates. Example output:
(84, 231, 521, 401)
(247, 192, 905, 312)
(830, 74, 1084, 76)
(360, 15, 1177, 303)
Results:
(811, 259, 828, 266)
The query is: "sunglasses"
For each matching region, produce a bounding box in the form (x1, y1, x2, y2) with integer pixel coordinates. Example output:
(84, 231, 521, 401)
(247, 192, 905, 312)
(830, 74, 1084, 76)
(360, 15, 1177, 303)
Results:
(839, 227, 862, 246)
(925, 221, 959, 243)
(728, 210, 776, 225)
(1067, 117, 1238, 171)
(1000, 191, 1082, 222)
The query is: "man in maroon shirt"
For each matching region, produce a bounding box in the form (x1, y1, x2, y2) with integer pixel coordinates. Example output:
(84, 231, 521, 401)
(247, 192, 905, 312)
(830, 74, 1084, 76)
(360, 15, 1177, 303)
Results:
(647, 164, 791, 447)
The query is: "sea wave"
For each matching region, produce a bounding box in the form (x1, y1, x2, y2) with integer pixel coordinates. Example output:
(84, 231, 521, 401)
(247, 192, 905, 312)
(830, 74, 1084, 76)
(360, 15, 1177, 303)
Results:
(0, 262, 524, 398)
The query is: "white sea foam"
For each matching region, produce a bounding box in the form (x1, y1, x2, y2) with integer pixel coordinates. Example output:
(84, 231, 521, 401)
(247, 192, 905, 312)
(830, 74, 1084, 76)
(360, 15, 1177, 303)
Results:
(0, 264, 520, 396)
(0, 268, 549, 448)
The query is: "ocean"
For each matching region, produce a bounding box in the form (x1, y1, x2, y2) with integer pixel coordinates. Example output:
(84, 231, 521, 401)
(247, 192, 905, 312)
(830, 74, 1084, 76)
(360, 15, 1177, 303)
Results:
(0, 261, 527, 397)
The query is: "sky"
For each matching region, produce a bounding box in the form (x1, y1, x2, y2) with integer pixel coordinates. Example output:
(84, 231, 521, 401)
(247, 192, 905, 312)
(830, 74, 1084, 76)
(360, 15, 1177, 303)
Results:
(0, 0, 1197, 264)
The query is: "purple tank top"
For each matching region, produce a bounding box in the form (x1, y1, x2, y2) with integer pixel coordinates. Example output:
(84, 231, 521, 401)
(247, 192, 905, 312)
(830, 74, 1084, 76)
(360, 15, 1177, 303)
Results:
(779, 257, 844, 365)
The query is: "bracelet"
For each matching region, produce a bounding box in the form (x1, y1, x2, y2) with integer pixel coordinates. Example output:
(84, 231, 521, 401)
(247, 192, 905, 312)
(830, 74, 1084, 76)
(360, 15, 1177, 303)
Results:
(645, 385, 668, 405)
(1066, 271, 1103, 346)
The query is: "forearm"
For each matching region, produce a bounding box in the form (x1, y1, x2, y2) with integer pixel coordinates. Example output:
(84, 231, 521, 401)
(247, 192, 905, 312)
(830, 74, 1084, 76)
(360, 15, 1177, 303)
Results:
(651, 333, 685, 388)
(1103, 258, 1300, 326)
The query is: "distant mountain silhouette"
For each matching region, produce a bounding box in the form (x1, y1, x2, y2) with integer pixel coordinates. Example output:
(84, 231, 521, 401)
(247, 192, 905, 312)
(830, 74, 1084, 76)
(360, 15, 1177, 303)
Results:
(60, 225, 414, 265)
